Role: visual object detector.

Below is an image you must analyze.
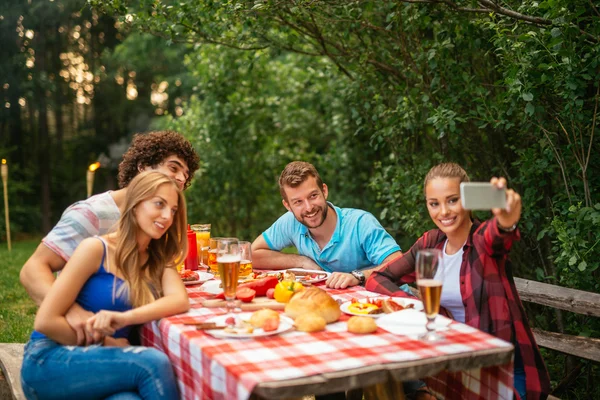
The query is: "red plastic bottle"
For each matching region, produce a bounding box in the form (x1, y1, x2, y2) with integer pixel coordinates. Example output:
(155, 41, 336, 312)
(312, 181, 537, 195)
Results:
(184, 224, 198, 271)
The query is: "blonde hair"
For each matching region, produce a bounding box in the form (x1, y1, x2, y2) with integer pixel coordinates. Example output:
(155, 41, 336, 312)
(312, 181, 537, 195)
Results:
(278, 161, 324, 201)
(114, 171, 188, 307)
(423, 163, 470, 196)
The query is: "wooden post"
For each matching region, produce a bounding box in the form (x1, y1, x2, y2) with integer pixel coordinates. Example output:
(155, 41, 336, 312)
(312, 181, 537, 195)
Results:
(1, 159, 11, 252)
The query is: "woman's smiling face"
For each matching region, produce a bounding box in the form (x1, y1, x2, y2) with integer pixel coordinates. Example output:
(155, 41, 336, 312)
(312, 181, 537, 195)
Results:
(135, 183, 179, 240)
(425, 177, 471, 236)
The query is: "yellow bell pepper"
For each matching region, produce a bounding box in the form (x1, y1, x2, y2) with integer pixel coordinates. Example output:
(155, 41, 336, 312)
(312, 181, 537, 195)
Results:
(273, 280, 305, 303)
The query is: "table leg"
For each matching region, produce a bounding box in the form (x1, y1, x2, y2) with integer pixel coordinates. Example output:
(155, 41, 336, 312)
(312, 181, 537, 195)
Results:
(363, 379, 405, 400)
(249, 395, 309, 400)
(346, 388, 363, 400)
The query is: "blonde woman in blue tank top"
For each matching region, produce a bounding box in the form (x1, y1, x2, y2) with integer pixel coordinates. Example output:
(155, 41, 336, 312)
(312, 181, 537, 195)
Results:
(20, 171, 190, 400)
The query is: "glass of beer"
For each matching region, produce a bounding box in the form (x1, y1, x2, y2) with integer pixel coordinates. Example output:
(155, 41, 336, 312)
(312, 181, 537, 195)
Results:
(191, 224, 211, 268)
(239, 241, 253, 278)
(416, 248, 444, 341)
(217, 238, 241, 327)
(208, 237, 222, 277)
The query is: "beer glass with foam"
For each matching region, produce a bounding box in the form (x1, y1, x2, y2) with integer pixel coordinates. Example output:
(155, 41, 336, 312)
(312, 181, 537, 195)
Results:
(217, 238, 241, 327)
(416, 248, 444, 341)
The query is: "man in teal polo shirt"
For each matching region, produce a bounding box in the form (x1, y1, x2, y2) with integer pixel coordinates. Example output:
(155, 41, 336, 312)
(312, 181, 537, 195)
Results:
(252, 161, 402, 289)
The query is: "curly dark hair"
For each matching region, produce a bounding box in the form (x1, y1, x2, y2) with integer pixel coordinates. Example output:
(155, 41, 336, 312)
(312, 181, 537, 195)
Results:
(118, 130, 200, 190)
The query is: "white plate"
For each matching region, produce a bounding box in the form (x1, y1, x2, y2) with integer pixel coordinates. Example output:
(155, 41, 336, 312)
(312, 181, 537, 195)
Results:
(340, 297, 423, 318)
(183, 271, 214, 286)
(199, 279, 223, 294)
(284, 268, 330, 284)
(204, 313, 294, 339)
(375, 308, 452, 337)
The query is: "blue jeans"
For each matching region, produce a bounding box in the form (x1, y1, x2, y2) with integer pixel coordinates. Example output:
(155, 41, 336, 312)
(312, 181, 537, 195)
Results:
(514, 346, 526, 399)
(20, 337, 179, 400)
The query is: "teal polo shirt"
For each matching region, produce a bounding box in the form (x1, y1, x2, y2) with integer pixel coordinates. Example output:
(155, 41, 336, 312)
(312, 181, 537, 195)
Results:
(262, 203, 401, 273)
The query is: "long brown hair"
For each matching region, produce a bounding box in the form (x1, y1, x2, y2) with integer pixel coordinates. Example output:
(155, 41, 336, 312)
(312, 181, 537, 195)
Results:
(114, 171, 188, 307)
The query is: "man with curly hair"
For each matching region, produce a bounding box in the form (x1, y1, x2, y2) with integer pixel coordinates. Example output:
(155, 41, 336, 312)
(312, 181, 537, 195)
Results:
(20, 130, 199, 345)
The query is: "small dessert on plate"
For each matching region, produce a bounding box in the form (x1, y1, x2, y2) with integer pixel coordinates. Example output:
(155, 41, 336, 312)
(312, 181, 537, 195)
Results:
(249, 309, 280, 331)
(347, 316, 378, 334)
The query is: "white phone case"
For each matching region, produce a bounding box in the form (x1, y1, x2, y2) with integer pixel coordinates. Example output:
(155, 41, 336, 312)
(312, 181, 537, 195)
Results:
(460, 182, 506, 210)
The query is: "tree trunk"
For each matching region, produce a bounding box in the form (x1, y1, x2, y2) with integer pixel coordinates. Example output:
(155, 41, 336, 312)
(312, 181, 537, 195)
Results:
(36, 26, 52, 233)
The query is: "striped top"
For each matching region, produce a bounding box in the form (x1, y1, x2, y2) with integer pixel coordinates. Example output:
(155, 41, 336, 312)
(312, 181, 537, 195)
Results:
(43, 191, 120, 261)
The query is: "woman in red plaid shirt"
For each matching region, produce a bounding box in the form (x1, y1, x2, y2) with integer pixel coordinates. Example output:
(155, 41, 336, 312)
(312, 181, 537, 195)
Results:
(366, 163, 550, 400)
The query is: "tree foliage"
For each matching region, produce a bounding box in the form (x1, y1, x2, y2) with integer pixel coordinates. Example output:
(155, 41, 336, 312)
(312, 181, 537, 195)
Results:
(89, 1, 600, 395)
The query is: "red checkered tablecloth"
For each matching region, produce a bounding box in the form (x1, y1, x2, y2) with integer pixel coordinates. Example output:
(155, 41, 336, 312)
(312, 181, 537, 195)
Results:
(142, 281, 514, 400)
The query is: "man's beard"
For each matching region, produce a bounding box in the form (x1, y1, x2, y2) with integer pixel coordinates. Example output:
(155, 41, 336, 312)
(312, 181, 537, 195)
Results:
(297, 204, 328, 229)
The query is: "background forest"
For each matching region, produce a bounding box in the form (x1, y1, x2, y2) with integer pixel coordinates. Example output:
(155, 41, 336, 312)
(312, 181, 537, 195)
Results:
(1, 0, 599, 397)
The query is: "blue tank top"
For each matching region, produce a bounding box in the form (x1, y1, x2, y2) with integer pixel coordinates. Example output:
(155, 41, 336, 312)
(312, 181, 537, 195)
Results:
(31, 237, 133, 340)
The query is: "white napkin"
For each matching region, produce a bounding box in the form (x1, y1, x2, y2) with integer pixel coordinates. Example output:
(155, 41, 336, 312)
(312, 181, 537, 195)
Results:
(375, 308, 452, 337)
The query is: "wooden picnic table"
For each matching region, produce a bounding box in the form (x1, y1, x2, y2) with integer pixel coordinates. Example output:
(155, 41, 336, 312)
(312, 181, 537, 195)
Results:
(142, 277, 514, 400)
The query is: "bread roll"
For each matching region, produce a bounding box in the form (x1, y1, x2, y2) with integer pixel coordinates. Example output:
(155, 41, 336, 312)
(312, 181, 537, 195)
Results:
(284, 287, 341, 323)
(294, 312, 327, 332)
(347, 316, 378, 334)
(249, 309, 280, 329)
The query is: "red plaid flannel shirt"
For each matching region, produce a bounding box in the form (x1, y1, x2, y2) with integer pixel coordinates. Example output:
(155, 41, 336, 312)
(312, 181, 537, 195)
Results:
(366, 218, 550, 400)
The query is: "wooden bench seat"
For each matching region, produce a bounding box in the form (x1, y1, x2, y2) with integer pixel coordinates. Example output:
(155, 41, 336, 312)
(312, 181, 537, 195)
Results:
(0, 343, 25, 400)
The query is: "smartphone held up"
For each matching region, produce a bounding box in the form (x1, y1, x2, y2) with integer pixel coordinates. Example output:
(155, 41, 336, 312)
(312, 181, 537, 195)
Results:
(460, 182, 506, 210)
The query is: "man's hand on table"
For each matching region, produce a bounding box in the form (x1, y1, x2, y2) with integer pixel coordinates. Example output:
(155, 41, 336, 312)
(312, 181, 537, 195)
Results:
(326, 272, 359, 289)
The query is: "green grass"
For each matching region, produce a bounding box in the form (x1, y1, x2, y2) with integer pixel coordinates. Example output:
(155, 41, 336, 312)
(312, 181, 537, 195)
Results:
(0, 239, 39, 343)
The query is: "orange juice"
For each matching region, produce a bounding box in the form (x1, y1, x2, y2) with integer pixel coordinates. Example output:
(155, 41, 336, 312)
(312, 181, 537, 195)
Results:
(191, 224, 211, 267)
(196, 231, 210, 265)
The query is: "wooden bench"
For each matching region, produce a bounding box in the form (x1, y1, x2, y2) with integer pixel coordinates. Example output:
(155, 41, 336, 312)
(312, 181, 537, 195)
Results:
(515, 277, 600, 399)
(0, 343, 26, 400)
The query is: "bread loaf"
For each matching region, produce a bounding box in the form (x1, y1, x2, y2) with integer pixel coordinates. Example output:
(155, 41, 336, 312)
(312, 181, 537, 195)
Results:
(294, 312, 327, 332)
(284, 287, 341, 323)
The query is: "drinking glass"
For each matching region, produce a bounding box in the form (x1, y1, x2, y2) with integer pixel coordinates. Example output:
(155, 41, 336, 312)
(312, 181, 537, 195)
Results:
(191, 224, 211, 268)
(416, 248, 444, 341)
(239, 241, 253, 278)
(217, 238, 241, 327)
(208, 237, 222, 277)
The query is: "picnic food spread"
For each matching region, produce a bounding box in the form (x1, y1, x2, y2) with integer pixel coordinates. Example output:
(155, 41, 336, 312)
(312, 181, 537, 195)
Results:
(285, 287, 341, 323)
(179, 270, 199, 282)
(346, 297, 413, 315)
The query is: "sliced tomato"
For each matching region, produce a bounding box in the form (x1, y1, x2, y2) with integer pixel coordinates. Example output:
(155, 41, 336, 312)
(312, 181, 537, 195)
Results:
(266, 288, 275, 299)
(236, 287, 256, 303)
(262, 317, 280, 332)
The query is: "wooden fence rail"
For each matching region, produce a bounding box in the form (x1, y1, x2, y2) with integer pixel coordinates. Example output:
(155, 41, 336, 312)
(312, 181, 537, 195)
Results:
(515, 277, 600, 363)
